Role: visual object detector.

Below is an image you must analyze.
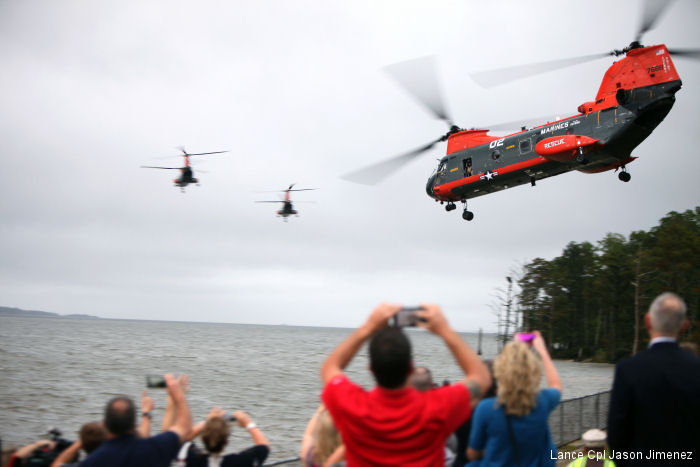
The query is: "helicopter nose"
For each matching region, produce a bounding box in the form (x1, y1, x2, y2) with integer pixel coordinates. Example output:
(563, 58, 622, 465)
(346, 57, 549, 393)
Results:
(425, 174, 437, 198)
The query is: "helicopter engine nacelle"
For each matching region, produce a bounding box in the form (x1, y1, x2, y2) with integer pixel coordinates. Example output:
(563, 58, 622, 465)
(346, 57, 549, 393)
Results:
(535, 135, 598, 162)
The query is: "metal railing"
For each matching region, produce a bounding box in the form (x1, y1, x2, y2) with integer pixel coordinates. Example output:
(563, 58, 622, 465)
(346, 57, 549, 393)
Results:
(549, 390, 611, 447)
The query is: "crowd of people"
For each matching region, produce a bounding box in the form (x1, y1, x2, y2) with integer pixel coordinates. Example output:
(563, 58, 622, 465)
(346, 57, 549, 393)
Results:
(4, 292, 699, 467)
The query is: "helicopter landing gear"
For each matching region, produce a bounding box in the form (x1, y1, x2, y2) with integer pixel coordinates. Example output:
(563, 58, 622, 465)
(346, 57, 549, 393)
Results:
(575, 147, 588, 164)
(445, 202, 457, 212)
(618, 166, 631, 182)
(461, 200, 474, 221)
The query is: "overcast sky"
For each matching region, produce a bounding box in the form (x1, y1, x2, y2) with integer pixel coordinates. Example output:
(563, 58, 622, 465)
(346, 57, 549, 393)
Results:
(1, 0, 699, 332)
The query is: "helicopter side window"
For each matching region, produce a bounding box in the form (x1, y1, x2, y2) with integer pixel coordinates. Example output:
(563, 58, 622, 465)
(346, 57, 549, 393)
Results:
(462, 158, 473, 176)
(519, 139, 531, 154)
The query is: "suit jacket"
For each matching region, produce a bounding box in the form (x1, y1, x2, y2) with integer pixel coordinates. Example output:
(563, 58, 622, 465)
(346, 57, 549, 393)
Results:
(607, 341, 700, 466)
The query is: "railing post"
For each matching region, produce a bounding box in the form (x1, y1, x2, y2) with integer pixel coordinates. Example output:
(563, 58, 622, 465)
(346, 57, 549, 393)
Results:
(579, 397, 584, 435)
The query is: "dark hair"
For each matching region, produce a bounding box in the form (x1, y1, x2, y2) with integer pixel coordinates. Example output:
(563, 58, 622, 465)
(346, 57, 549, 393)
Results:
(201, 417, 230, 454)
(369, 327, 412, 389)
(483, 359, 497, 398)
(80, 422, 106, 453)
(104, 397, 136, 436)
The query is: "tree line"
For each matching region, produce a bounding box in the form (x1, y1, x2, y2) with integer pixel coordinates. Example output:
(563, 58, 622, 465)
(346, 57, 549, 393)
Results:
(498, 207, 699, 363)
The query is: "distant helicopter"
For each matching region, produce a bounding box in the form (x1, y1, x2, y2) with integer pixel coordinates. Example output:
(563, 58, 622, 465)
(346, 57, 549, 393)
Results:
(255, 184, 317, 221)
(141, 147, 228, 192)
(343, 1, 699, 221)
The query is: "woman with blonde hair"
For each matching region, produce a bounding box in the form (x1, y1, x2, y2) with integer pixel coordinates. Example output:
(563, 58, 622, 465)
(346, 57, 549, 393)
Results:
(300, 405, 345, 467)
(467, 331, 562, 466)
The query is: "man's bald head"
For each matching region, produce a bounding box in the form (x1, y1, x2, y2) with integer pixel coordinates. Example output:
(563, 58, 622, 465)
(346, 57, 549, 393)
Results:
(105, 397, 135, 436)
(648, 292, 687, 337)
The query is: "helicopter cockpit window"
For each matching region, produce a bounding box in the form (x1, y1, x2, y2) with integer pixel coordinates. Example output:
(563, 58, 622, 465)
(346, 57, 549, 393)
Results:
(435, 160, 447, 183)
(519, 139, 531, 154)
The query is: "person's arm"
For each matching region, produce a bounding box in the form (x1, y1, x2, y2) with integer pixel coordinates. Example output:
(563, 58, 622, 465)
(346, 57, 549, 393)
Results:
(164, 373, 193, 443)
(531, 331, 562, 392)
(607, 362, 632, 455)
(466, 447, 484, 461)
(323, 444, 345, 467)
(466, 401, 487, 461)
(162, 373, 189, 433)
(138, 390, 154, 438)
(320, 303, 402, 385)
(50, 440, 81, 467)
(12, 440, 55, 459)
(416, 304, 491, 404)
(234, 411, 269, 447)
(300, 405, 324, 460)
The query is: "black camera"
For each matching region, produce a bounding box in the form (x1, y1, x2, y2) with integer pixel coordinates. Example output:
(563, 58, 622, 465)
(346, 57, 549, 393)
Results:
(25, 428, 75, 467)
(392, 307, 425, 327)
(146, 375, 166, 388)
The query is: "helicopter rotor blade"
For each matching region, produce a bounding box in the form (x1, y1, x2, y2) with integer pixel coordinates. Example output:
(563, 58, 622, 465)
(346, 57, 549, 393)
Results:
(255, 201, 285, 203)
(287, 188, 318, 192)
(341, 136, 444, 185)
(470, 53, 611, 89)
(140, 166, 181, 170)
(185, 150, 229, 156)
(667, 48, 700, 60)
(636, 0, 674, 43)
(384, 56, 454, 127)
(483, 112, 577, 132)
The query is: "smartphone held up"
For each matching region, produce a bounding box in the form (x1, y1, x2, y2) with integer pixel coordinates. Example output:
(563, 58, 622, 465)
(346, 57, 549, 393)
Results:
(391, 307, 426, 328)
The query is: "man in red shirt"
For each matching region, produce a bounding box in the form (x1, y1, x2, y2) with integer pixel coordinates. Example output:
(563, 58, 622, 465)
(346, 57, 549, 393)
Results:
(321, 303, 491, 467)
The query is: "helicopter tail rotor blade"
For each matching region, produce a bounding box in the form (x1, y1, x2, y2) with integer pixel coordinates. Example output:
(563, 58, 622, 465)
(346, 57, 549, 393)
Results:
(384, 56, 454, 127)
(636, 0, 675, 43)
(667, 48, 700, 60)
(470, 53, 611, 88)
(341, 137, 443, 185)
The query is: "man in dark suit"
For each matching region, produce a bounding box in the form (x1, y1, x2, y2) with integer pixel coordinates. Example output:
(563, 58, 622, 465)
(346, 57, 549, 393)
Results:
(608, 292, 700, 466)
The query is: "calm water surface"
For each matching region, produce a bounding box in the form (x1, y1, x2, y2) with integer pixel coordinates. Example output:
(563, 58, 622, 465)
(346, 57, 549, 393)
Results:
(0, 316, 613, 463)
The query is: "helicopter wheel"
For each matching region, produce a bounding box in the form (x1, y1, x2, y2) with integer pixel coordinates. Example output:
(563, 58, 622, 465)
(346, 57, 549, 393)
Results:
(445, 202, 457, 212)
(618, 169, 631, 182)
(461, 200, 474, 221)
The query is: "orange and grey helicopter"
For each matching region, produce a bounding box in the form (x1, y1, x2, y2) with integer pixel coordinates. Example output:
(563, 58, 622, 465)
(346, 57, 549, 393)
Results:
(255, 184, 317, 221)
(343, 1, 699, 221)
(141, 147, 228, 192)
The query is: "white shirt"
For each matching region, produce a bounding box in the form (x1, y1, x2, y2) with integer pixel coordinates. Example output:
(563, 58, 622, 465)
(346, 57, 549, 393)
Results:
(648, 336, 676, 347)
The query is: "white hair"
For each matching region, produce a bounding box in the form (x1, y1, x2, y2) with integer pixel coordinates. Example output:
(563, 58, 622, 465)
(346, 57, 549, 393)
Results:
(649, 292, 687, 335)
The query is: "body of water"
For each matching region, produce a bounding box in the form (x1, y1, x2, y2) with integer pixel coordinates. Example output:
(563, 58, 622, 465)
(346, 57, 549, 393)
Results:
(0, 316, 614, 463)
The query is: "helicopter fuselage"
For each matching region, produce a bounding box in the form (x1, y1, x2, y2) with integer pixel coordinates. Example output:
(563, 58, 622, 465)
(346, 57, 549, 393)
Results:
(427, 44, 681, 203)
(277, 201, 298, 217)
(174, 166, 198, 188)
